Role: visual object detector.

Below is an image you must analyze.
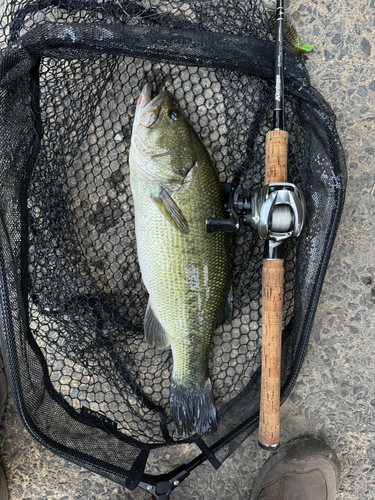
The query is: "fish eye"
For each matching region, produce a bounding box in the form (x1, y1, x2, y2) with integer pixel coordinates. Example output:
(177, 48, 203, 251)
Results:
(168, 109, 181, 121)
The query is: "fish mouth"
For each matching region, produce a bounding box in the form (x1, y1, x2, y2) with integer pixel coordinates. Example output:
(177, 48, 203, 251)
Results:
(137, 84, 171, 128)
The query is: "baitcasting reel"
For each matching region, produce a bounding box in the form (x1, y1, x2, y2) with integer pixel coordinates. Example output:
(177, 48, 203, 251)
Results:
(206, 182, 306, 241)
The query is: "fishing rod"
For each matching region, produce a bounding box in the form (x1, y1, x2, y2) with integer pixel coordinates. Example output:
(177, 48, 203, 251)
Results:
(258, 0, 288, 451)
(206, 0, 306, 451)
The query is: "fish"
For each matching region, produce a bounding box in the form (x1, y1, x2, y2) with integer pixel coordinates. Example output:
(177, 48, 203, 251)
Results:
(129, 83, 231, 438)
(265, 9, 314, 55)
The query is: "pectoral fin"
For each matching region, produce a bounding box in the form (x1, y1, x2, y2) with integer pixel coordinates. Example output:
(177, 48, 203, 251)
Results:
(152, 188, 189, 233)
(144, 301, 170, 349)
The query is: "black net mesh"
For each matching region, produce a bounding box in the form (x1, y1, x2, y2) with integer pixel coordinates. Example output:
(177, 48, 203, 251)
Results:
(0, 0, 346, 491)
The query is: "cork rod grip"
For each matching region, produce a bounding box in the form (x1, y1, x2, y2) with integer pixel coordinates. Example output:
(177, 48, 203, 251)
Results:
(258, 259, 285, 448)
(258, 129, 288, 449)
(264, 130, 289, 184)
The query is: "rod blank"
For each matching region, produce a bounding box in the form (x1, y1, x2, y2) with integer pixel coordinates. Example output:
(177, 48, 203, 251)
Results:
(273, 1, 285, 131)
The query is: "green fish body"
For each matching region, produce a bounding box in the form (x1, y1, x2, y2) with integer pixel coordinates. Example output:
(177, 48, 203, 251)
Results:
(129, 84, 231, 437)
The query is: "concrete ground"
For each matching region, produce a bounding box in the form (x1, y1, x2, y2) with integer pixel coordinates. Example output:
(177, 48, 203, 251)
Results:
(1, 0, 375, 498)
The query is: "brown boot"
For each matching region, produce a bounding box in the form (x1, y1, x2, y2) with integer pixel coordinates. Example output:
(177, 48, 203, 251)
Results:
(250, 436, 340, 500)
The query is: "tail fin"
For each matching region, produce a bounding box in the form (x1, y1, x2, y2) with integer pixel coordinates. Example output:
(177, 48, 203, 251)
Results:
(170, 378, 217, 438)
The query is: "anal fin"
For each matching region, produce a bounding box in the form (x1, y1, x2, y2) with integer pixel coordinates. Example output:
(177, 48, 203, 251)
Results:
(144, 301, 170, 349)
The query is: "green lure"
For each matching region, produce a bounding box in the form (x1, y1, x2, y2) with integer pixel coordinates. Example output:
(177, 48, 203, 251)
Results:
(266, 9, 314, 55)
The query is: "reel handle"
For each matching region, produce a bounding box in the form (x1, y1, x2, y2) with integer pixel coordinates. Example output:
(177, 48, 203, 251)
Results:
(258, 129, 288, 451)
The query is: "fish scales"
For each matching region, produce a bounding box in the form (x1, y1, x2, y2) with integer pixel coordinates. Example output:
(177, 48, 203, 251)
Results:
(132, 163, 229, 382)
(129, 84, 231, 437)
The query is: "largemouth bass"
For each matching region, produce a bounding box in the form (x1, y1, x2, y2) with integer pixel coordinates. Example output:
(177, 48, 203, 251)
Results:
(129, 83, 231, 438)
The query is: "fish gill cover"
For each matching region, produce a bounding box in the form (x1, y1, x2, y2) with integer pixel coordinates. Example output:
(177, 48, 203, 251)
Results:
(0, 0, 346, 491)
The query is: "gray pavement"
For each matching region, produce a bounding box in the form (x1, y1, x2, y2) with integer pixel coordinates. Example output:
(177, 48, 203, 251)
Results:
(1, 0, 375, 498)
